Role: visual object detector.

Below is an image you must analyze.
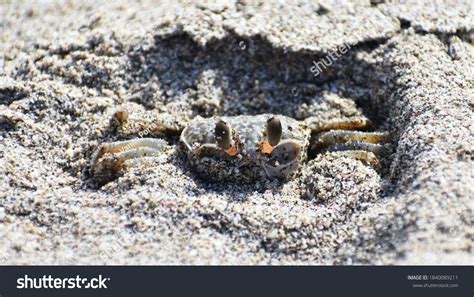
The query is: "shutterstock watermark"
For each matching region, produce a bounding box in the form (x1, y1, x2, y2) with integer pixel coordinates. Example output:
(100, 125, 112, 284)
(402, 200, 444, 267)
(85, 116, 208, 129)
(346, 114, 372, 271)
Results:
(17, 274, 110, 289)
(310, 42, 352, 77)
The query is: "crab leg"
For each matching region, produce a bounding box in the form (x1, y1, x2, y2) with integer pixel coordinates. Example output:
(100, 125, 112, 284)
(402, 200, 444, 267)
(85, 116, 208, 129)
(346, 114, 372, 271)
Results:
(324, 142, 386, 155)
(311, 130, 388, 154)
(315, 130, 388, 144)
(332, 150, 381, 169)
(305, 117, 372, 133)
(90, 138, 167, 170)
(111, 108, 183, 138)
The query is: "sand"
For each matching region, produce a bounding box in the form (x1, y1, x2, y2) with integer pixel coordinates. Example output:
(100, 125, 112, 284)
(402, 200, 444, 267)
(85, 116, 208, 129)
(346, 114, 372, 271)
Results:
(0, 0, 472, 265)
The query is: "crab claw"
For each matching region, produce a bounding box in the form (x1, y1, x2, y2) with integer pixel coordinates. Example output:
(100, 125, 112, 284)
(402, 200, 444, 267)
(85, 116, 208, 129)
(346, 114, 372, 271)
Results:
(269, 140, 301, 165)
(261, 116, 282, 154)
(263, 139, 302, 178)
(215, 120, 238, 156)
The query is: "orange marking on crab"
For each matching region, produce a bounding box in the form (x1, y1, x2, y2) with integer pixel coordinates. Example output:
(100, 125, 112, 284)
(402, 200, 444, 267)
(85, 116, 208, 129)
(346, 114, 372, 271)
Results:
(224, 145, 239, 156)
(260, 139, 274, 154)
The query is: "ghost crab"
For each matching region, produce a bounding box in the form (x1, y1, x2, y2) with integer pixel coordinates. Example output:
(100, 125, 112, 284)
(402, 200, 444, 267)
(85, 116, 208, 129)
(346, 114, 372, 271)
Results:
(89, 108, 388, 184)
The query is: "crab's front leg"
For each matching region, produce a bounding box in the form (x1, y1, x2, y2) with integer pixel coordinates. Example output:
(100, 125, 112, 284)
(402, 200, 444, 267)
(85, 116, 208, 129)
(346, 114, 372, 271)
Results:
(89, 108, 184, 184)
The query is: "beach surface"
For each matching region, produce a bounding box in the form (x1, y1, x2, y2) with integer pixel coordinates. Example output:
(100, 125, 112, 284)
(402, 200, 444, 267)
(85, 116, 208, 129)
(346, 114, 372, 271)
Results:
(0, 0, 473, 264)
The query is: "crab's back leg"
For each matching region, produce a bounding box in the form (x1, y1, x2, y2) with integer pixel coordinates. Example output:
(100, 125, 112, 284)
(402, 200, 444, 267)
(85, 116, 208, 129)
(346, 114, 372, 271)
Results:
(311, 130, 388, 154)
(316, 130, 388, 144)
(89, 106, 185, 184)
(89, 138, 168, 184)
(308, 117, 389, 168)
(330, 150, 381, 169)
(304, 116, 372, 134)
(90, 138, 167, 167)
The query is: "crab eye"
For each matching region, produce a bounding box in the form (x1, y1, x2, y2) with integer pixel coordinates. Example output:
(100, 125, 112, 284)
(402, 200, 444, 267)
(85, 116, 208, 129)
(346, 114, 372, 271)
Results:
(266, 116, 282, 146)
(214, 120, 239, 156)
(215, 120, 232, 150)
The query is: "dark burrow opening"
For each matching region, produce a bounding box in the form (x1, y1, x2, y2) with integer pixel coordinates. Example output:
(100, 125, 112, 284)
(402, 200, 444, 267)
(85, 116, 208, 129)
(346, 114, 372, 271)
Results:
(125, 31, 391, 125)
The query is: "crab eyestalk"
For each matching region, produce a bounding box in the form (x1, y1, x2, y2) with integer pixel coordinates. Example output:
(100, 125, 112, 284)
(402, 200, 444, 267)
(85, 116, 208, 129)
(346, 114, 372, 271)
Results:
(261, 116, 282, 154)
(215, 120, 238, 156)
